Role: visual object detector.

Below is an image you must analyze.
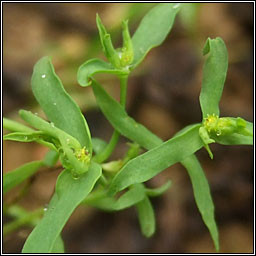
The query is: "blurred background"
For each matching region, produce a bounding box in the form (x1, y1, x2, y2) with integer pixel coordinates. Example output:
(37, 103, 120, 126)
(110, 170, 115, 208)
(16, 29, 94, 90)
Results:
(3, 3, 254, 253)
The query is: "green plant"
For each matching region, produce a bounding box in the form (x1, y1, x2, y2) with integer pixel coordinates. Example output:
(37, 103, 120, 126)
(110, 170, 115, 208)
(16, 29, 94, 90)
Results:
(3, 3, 253, 253)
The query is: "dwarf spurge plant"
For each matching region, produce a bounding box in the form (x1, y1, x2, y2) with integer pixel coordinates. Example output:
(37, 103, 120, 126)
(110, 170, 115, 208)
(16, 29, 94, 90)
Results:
(3, 3, 253, 253)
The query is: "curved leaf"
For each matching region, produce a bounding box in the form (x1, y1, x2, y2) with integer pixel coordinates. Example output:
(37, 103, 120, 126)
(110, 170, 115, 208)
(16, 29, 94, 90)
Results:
(131, 3, 181, 69)
(199, 37, 228, 118)
(3, 161, 43, 194)
(77, 58, 129, 87)
(91, 79, 162, 150)
(31, 56, 92, 153)
(135, 195, 155, 237)
(3, 131, 57, 151)
(84, 183, 145, 211)
(181, 155, 219, 251)
(22, 162, 102, 253)
(145, 180, 172, 197)
(108, 124, 203, 195)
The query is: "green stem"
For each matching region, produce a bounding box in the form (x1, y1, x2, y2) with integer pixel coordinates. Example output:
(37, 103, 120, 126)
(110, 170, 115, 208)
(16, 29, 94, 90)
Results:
(93, 75, 128, 164)
(119, 75, 128, 108)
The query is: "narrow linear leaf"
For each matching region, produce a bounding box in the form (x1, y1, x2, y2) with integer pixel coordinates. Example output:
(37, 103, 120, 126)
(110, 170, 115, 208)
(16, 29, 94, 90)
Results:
(3, 131, 57, 151)
(199, 37, 228, 118)
(145, 180, 172, 197)
(214, 133, 253, 145)
(135, 195, 155, 237)
(22, 162, 102, 253)
(50, 235, 65, 253)
(43, 150, 59, 167)
(31, 56, 92, 153)
(91, 79, 162, 150)
(181, 155, 219, 251)
(131, 3, 181, 69)
(3, 117, 34, 133)
(3, 161, 44, 194)
(85, 183, 145, 211)
(4, 131, 45, 142)
(108, 124, 203, 195)
(77, 58, 129, 87)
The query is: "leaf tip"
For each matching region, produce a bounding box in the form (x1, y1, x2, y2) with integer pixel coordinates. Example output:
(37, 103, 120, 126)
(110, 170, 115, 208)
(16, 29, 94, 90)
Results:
(203, 38, 211, 56)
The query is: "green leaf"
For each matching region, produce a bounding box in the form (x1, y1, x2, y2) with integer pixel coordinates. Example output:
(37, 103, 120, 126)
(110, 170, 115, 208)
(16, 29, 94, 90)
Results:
(181, 155, 219, 251)
(84, 183, 145, 211)
(90, 78, 220, 247)
(91, 79, 162, 150)
(77, 58, 129, 87)
(108, 124, 203, 195)
(50, 235, 65, 253)
(3, 161, 43, 194)
(43, 150, 59, 167)
(19, 110, 90, 176)
(131, 3, 181, 69)
(179, 3, 200, 34)
(19, 110, 80, 149)
(3, 117, 34, 133)
(31, 56, 92, 153)
(145, 180, 172, 197)
(4, 131, 45, 142)
(135, 195, 155, 237)
(3, 131, 57, 151)
(199, 37, 228, 118)
(96, 14, 121, 68)
(22, 162, 102, 253)
(212, 120, 253, 145)
(91, 137, 108, 155)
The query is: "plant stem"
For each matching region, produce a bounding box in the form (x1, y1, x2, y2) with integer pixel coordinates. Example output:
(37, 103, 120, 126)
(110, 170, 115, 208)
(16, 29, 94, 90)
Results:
(119, 75, 128, 108)
(93, 75, 128, 164)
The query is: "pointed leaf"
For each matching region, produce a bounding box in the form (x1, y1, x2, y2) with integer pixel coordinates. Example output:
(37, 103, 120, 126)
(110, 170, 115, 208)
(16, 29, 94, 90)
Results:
(145, 180, 172, 197)
(181, 155, 219, 251)
(199, 37, 228, 118)
(131, 3, 181, 69)
(31, 56, 92, 153)
(22, 162, 102, 253)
